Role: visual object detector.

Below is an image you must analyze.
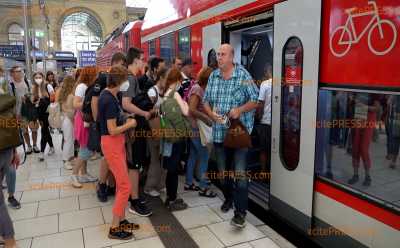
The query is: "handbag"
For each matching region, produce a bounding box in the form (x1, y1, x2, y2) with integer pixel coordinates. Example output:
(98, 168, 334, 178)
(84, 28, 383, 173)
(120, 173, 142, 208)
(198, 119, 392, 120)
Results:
(223, 119, 252, 149)
(196, 119, 212, 146)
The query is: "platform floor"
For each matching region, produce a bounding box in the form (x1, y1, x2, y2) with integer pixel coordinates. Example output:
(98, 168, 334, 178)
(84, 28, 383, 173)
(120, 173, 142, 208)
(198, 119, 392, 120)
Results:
(2, 133, 296, 248)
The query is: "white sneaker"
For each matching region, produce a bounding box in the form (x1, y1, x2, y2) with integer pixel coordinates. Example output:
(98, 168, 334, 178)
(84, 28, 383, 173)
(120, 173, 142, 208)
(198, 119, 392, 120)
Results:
(144, 189, 160, 197)
(38, 152, 45, 162)
(71, 175, 82, 188)
(64, 161, 73, 170)
(48, 147, 55, 155)
(79, 174, 98, 183)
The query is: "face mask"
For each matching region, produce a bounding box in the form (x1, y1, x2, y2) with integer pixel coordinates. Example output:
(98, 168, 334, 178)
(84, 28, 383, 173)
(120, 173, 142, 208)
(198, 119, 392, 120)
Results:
(35, 78, 43, 85)
(120, 80, 130, 92)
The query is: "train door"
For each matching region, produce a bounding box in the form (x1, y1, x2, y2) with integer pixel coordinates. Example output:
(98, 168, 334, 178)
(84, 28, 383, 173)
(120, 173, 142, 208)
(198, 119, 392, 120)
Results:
(202, 22, 222, 68)
(223, 11, 274, 209)
(270, 0, 321, 232)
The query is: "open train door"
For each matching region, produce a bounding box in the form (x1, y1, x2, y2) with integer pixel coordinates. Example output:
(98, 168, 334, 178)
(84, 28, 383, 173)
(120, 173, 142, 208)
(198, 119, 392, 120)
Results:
(202, 22, 222, 67)
(270, 0, 321, 233)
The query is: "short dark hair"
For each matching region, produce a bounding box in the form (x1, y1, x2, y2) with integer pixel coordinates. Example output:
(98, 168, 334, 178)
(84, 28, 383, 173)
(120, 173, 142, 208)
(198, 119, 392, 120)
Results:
(172, 56, 182, 64)
(107, 65, 128, 88)
(126, 47, 143, 66)
(10, 65, 22, 73)
(149, 57, 164, 72)
(111, 52, 126, 66)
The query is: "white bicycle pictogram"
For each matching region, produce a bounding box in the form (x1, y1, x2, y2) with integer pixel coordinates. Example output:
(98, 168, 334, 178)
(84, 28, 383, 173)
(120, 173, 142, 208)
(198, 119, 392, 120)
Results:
(330, 1, 397, 57)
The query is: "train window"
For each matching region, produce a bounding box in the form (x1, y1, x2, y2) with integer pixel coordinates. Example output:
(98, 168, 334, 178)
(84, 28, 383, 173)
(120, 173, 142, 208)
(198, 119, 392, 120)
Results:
(316, 90, 400, 209)
(280, 37, 303, 171)
(149, 39, 156, 57)
(178, 27, 190, 60)
(160, 33, 175, 64)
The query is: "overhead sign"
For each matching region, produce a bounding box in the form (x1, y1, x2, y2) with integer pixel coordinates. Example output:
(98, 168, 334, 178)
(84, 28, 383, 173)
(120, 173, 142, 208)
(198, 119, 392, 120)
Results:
(0, 45, 24, 58)
(79, 50, 96, 67)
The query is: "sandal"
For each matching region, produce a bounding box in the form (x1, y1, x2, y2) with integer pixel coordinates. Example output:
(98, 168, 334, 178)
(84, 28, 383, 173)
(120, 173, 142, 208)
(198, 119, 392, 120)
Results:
(184, 184, 199, 191)
(199, 188, 217, 198)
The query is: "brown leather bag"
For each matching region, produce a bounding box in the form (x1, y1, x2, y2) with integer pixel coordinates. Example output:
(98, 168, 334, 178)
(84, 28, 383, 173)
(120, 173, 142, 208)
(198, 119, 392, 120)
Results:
(224, 119, 252, 149)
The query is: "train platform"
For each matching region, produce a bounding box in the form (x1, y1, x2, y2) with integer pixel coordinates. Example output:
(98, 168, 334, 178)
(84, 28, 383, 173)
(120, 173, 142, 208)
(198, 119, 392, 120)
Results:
(2, 133, 296, 248)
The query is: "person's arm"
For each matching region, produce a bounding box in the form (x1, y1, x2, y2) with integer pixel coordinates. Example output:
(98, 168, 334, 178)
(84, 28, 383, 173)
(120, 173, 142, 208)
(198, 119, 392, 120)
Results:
(174, 92, 189, 116)
(189, 94, 212, 125)
(107, 118, 137, 136)
(122, 97, 151, 119)
(73, 95, 83, 110)
(47, 84, 56, 102)
(92, 96, 99, 121)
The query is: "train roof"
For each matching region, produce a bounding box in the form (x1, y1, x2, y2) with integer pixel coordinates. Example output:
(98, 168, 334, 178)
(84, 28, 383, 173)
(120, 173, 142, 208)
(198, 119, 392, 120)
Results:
(142, 0, 225, 34)
(98, 20, 143, 50)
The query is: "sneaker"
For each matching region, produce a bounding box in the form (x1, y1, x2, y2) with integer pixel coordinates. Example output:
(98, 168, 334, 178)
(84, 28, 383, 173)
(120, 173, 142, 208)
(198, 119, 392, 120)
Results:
(64, 161, 73, 170)
(33, 145, 40, 153)
(129, 201, 152, 217)
(362, 175, 371, 187)
(159, 187, 166, 193)
(347, 175, 359, 185)
(221, 200, 233, 213)
(79, 174, 98, 183)
(231, 212, 246, 228)
(38, 152, 45, 162)
(144, 189, 160, 197)
(97, 183, 108, 202)
(71, 175, 83, 188)
(48, 147, 55, 156)
(107, 186, 116, 196)
(165, 198, 188, 211)
(8, 196, 21, 209)
(120, 219, 140, 231)
(26, 146, 32, 155)
(108, 226, 133, 240)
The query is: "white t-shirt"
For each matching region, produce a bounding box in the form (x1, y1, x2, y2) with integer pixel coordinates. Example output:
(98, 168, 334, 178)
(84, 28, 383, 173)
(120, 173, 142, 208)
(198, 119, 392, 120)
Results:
(148, 85, 163, 108)
(75, 83, 88, 98)
(258, 79, 272, 125)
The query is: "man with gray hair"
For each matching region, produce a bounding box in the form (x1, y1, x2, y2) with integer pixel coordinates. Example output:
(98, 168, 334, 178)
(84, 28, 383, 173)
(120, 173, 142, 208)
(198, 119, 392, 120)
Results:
(203, 44, 259, 228)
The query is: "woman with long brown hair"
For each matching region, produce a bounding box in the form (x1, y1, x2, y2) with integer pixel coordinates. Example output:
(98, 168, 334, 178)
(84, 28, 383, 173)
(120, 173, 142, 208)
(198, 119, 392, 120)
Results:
(71, 66, 98, 188)
(161, 68, 190, 211)
(57, 75, 76, 170)
(32, 71, 55, 161)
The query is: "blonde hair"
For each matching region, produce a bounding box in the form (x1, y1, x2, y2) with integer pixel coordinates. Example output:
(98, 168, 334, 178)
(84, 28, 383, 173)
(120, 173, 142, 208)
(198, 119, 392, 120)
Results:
(58, 75, 76, 104)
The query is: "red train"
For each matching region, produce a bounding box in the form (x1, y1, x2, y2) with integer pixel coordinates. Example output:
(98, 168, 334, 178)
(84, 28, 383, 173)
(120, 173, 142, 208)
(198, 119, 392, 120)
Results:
(97, 1, 400, 247)
(96, 21, 142, 67)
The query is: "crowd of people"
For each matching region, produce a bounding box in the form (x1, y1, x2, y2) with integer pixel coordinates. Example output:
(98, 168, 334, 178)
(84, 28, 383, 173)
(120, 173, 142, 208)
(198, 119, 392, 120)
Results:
(0, 43, 274, 246)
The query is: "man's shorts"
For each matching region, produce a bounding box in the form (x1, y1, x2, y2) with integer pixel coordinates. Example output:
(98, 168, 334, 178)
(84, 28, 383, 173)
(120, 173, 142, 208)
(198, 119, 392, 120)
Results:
(78, 147, 93, 161)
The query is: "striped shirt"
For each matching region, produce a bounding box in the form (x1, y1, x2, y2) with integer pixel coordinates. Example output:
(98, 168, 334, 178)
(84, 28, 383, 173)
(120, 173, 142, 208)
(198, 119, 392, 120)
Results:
(203, 64, 259, 143)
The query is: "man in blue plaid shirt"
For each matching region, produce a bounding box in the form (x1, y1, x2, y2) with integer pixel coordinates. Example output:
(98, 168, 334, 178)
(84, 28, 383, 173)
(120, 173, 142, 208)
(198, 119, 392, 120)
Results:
(203, 44, 259, 228)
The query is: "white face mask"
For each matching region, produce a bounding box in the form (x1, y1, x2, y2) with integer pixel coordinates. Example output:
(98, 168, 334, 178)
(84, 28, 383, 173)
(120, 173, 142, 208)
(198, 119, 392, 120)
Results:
(35, 78, 43, 85)
(120, 80, 130, 92)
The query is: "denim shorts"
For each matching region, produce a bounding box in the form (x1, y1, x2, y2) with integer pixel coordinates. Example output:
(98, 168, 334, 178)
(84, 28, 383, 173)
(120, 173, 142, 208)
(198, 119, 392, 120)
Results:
(78, 147, 93, 161)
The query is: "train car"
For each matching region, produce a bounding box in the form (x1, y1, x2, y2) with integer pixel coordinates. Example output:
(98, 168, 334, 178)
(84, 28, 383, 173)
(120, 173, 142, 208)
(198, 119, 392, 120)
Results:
(140, 0, 400, 247)
(96, 20, 143, 67)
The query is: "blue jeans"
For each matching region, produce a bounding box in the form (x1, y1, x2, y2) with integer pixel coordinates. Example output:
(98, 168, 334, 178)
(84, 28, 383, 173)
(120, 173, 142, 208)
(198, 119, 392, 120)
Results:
(5, 164, 16, 195)
(214, 143, 248, 215)
(186, 129, 210, 189)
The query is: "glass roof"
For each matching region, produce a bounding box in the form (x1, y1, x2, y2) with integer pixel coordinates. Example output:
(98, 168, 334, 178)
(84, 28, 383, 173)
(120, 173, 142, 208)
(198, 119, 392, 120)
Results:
(62, 12, 102, 38)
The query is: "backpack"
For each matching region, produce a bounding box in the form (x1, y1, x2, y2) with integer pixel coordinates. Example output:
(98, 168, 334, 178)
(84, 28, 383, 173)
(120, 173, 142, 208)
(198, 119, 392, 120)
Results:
(48, 102, 62, 128)
(0, 95, 23, 151)
(159, 88, 191, 143)
(82, 84, 96, 122)
(132, 76, 155, 111)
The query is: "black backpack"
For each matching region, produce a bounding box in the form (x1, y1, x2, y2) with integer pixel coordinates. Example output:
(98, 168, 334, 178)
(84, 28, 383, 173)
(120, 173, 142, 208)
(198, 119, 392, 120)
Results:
(131, 75, 155, 111)
(82, 84, 96, 122)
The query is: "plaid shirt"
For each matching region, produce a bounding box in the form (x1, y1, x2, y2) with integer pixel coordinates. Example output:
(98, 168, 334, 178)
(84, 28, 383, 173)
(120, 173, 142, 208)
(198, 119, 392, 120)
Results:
(203, 64, 259, 143)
